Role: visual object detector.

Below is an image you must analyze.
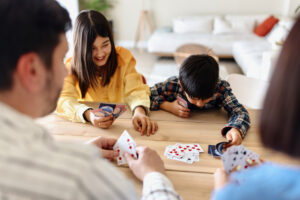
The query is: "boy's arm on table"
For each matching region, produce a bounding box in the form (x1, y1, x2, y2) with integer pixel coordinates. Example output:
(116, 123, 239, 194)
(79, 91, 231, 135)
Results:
(219, 81, 251, 139)
(150, 77, 181, 111)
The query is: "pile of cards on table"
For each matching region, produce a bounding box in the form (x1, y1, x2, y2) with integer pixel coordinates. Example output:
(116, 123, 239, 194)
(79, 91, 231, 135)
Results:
(164, 143, 204, 164)
(113, 130, 137, 166)
(221, 145, 261, 173)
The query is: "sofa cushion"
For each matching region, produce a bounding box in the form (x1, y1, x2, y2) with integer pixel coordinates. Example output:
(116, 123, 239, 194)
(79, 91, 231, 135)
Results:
(266, 18, 295, 44)
(173, 16, 214, 34)
(224, 15, 257, 33)
(254, 16, 279, 37)
(213, 17, 234, 34)
(147, 30, 261, 56)
(233, 40, 271, 79)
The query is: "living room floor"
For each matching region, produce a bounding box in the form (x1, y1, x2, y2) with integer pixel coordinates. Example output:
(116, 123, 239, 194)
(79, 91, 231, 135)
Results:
(129, 48, 243, 87)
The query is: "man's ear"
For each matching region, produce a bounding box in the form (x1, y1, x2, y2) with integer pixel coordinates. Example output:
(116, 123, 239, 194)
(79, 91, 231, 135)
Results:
(15, 52, 46, 93)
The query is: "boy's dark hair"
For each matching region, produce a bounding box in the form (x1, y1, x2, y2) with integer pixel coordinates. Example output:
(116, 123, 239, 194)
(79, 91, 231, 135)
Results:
(179, 54, 219, 99)
(260, 17, 300, 158)
(0, 0, 71, 91)
(72, 10, 118, 98)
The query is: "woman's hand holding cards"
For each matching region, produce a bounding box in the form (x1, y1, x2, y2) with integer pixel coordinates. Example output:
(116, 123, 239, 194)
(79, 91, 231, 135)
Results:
(214, 168, 229, 190)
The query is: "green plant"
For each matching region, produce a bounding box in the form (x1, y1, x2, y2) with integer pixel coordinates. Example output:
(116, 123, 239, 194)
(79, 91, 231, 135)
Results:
(79, 0, 113, 12)
(295, 5, 300, 14)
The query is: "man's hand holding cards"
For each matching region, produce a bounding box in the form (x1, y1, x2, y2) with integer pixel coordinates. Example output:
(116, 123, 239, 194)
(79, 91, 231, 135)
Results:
(113, 130, 138, 165)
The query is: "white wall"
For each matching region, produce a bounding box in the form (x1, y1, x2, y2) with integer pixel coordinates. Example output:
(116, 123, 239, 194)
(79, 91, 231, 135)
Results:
(107, 0, 299, 44)
(56, 0, 79, 58)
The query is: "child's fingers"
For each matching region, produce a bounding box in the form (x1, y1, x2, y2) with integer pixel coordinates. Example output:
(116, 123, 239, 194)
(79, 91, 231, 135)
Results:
(98, 120, 114, 128)
(179, 111, 189, 118)
(178, 106, 190, 112)
(132, 118, 141, 131)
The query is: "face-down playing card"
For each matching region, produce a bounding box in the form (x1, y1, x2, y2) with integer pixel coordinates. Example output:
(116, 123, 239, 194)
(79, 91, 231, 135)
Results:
(92, 103, 127, 118)
(113, 130, 137, 165)
(221, 145, 261, 173)
(177, 96, 188, 108)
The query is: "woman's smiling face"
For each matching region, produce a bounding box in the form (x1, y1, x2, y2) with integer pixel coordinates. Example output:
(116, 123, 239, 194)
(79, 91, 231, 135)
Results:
(92, 35, 111, 67)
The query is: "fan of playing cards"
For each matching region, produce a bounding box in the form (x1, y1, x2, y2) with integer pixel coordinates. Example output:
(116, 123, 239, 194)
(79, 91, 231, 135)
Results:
(113, 130, 137, 166)
(91, 103, 127, 119)
(221, 145, 261, 173)
(164, 143, 204, 164)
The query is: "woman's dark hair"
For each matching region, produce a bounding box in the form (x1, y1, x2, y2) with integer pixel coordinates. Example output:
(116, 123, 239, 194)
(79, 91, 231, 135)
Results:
(260, 17, 300, 158)
(179, 54, 219, 99)
(72, 10, 117, 98)
(0, 0, 71, 91)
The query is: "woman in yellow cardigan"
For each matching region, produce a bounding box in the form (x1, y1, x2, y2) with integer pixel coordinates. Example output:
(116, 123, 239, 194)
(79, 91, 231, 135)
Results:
(56, 10, 157, 136)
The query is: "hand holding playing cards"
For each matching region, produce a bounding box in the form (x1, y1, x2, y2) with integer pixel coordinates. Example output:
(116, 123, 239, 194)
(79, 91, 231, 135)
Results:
(132, 106, 158, 136)
(160, 101, 190, 118)
(225, 128, 243, 147)
(86, 136, 118, 160)
(84, 109, 114, 129)
(125, 146, 165, 181)
(214, 168, 229, 190)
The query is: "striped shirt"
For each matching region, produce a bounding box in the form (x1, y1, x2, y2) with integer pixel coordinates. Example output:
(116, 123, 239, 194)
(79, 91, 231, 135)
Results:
(0, 102, 181, 200)
(150, 76, 250, 137)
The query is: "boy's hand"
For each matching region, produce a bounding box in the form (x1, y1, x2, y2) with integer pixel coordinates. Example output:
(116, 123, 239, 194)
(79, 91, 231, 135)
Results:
(225, 128, 243, 147)
(160, 101, 190, 118)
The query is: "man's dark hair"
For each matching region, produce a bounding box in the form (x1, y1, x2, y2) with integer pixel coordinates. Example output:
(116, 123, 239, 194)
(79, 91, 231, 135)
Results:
(0, 0, 71, 90)
(260, 17, 300, 158)
(179, 54, 219, 99)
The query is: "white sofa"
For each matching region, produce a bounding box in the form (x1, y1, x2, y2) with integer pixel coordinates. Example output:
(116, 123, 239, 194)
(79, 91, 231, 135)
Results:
(148, 14, 269, 57)
(233, 18, 294, 80)
(148, 15, 294, 80)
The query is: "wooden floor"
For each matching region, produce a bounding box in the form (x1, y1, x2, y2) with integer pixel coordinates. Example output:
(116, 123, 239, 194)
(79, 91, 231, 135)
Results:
(36, 103, 264, 200)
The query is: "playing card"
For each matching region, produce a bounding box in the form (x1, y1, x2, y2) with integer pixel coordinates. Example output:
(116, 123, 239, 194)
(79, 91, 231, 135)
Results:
(113, 130, 137, 166)
(221, 145, 261, 173)
(98, 103, 127, 118)
(112, 104, 126, 118)
(208, 145, 221, 157)
(177, 96, 188, 108)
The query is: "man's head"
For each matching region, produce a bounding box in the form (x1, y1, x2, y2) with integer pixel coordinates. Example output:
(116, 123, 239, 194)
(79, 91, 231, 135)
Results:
(0, 0, 71, 117)
(179, 54, 219, 107)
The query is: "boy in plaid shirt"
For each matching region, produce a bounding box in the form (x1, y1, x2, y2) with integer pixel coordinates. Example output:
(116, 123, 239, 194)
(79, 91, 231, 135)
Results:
(150, 55, 250, 145)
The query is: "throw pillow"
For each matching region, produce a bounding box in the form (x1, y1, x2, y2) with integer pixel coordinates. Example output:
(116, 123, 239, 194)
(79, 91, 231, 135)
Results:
(254, 16, 279, 37)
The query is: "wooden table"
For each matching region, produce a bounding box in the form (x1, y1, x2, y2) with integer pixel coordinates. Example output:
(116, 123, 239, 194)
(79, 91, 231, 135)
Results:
(36, 107, 263, 200)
